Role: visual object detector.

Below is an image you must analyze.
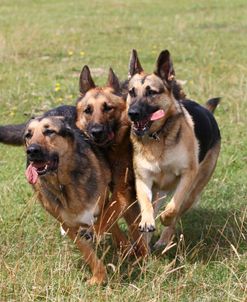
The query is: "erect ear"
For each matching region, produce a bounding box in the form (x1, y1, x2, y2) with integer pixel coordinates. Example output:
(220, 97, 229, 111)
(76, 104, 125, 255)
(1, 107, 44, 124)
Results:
(79, 65, 96, 95)
(107, 68, 120, 94)
(128, 49, 144, 79)
(59, 119, 75, 138)
(155, 50, 175, 82)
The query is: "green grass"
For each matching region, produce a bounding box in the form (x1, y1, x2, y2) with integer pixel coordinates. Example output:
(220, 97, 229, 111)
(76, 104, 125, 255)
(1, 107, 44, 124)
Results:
(0, 0, 246, 301)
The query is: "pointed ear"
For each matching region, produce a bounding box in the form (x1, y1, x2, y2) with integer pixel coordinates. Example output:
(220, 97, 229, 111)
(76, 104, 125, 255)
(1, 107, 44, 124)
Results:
(59, 119, 75, 139)
(155, 50, 175, 82)
(128, 49, 144, 79)
(79, 65, 96, 94)
(107, 68, 120, 94)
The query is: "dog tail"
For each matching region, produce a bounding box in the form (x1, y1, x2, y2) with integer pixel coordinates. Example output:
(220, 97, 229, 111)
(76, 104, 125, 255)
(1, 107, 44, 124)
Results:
(205, 97, 221, 114)
(0, 123, 26, 146)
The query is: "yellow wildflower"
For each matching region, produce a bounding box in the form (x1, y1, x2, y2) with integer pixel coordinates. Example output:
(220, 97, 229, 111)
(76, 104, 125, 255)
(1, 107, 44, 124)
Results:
(54, 82, 61, 92)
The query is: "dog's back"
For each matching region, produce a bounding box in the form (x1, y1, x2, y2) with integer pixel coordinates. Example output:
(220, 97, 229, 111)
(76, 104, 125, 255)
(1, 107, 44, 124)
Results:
(0, 105, 76, 146)
(182, 99, 221, 162)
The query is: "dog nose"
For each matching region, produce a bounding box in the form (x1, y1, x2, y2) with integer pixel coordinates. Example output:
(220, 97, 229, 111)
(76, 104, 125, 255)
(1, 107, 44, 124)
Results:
(26, 144, 42, 159)
(128, 108, 140, 121)
(91, 126, 104, 139)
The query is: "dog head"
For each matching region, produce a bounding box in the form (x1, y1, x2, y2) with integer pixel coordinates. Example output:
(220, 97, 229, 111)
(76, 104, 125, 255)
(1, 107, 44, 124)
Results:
(76, 66, 126, 146)
(24, 116, 74, 184)
(127, 49, 184, 137)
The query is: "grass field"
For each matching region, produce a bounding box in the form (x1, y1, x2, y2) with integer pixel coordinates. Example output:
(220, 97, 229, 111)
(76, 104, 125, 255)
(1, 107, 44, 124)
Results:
(0, 0, 246, 301)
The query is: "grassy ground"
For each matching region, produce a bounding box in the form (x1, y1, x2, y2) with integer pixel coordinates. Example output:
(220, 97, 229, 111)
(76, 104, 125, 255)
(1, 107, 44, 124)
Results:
(0, 0, 246, 301)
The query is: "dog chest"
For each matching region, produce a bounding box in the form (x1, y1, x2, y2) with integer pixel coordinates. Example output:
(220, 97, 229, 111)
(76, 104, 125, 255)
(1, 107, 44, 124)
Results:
(136, 143, 189, 175)
(60, 205, 99, 227)
(76, 208, 98, 225)
(135, 143, 190, 190)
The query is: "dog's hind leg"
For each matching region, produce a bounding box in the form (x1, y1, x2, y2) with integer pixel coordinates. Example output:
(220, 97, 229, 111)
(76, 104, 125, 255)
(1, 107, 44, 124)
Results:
(154, 141, 221, 249)
(180, 141, 221, 215)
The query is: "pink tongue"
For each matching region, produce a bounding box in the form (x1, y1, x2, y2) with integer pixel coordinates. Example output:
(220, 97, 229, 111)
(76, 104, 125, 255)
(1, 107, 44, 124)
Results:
(108, 131, 114, 140)
(150, 109, 165, 121)
(25, 164, 38, 185)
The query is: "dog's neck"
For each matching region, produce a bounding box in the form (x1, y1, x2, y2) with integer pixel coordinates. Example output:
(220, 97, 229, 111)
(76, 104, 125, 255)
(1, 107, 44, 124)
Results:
(148, 112, 183, 141)
(132, 98, 184, 144)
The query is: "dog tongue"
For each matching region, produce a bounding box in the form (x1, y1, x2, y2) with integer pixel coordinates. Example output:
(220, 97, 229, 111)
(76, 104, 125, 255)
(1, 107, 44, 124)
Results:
(25, 164, 38, 185)
(150, 109, 165, 121)
(108, 131, 114, 141)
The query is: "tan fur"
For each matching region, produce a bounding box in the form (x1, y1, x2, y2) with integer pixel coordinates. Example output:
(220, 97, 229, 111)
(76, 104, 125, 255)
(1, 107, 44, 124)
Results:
(127, 50, 221, 246)
(129, 85, 199, 233)
(76, 67, 148, 256)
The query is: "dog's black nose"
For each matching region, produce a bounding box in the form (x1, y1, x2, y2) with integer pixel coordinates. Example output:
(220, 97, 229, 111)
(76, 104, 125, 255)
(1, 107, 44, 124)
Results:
(128, 108, 140, 121)
(26, 144, 43, 160)
(91, 125, 104, 139)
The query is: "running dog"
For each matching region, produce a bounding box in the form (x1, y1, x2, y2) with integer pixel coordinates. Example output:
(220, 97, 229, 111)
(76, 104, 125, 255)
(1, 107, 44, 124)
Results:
(127, 49, 221, 247)
(0, 71, 148, 256)
(76, 66, 148, 256)
(23, 113, 112, 285)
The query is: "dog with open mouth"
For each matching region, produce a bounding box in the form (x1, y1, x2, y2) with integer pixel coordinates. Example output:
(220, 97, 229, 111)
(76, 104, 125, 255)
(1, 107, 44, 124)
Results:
(76, 66, 148, 256)
(0, 72, 148, 257)
(23, 114, 114, 285)
(0, 55, 220, 253)
(127, 49, 221, 247)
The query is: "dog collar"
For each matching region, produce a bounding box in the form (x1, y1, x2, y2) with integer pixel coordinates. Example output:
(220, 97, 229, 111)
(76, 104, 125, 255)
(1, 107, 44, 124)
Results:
(149, 132, 161, 141)
(148, 113, 182, 141)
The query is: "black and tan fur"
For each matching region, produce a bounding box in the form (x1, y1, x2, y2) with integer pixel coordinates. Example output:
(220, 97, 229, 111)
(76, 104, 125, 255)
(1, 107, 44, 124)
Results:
(76, 66, 148, 256)
(127, 49, 221, 247)
(0, 76, 148, 257)
(23, 114, 113, 285)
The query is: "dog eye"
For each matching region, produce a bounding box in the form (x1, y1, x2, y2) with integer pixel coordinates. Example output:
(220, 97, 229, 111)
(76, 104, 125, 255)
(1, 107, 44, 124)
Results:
(128, 87, 136, 98)
(44, 129, 56, 136)
(146, 88, 158, 97)
(103, 103, 113, 112)
(84, 106, 93, 115)
(24, 132, 32, 140)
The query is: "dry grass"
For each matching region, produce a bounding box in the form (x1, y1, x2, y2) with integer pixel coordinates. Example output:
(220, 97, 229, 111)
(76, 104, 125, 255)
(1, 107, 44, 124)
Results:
(0, 0, 246, 301)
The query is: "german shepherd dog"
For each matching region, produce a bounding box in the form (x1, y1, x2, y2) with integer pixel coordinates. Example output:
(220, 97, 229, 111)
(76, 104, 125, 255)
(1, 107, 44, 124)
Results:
(23, 112, 112, 285)
(0, 70, 148, 256)
(76, 66, 148, 256)
(127, 49, 221, 247)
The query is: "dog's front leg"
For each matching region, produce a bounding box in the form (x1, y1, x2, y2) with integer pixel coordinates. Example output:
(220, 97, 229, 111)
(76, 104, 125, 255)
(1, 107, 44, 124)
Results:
(160, 169, 197, 226)
(135, 177, 155, 232)
(64, 225, 106, 285)
(92, 191, 129, 248)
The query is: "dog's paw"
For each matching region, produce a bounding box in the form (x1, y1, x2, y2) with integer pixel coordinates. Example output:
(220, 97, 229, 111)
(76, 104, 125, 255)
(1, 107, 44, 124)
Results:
(152, 239, 165, 251)
(160, 202, 177, 226)
(86, 276, 106, 286)
(153, 226, 175, 251)
(79, 229, 94, 241)
(86, 266, 106, 286)
(139, 216, 156, 232)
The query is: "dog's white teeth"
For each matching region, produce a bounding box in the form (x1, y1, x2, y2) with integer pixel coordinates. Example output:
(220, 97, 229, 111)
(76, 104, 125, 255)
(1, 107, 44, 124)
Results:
(45, 164, 48, 170)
